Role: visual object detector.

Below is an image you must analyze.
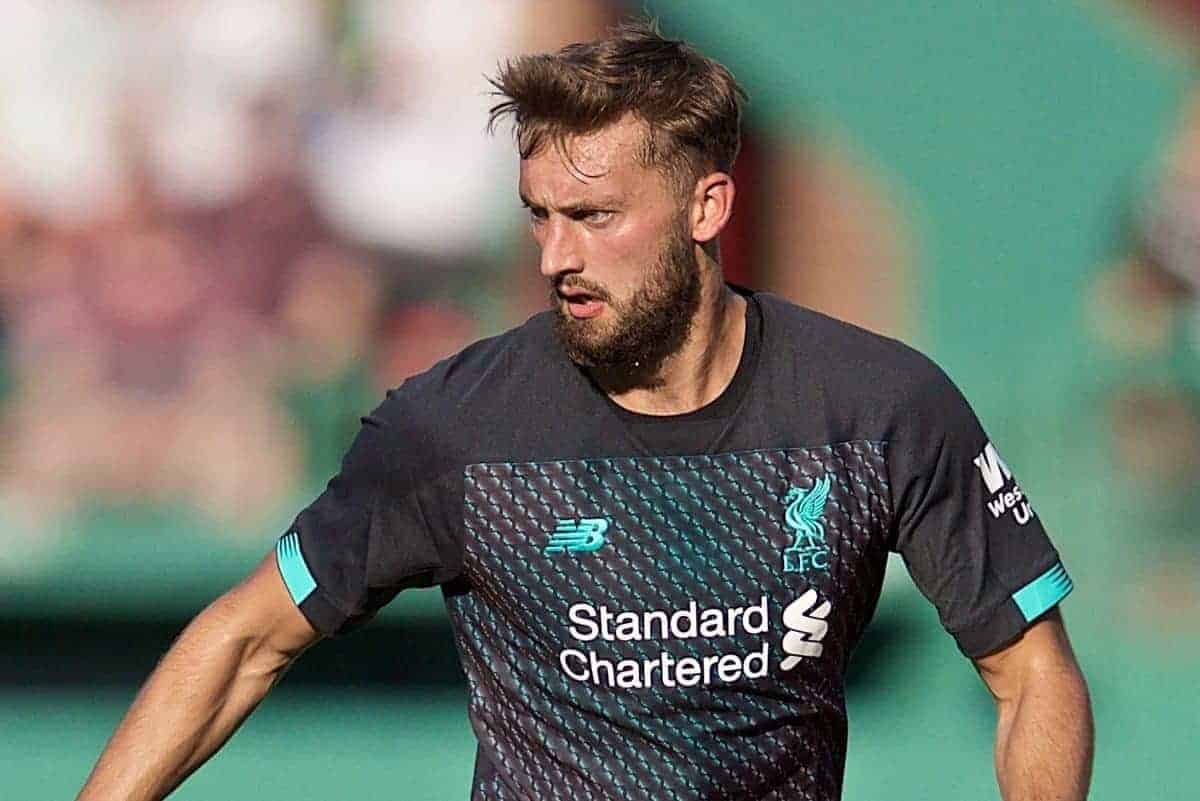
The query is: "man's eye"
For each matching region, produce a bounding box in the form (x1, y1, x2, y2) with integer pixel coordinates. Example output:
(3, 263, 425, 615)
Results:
(576, 210, 613, 224)
(527, 207, 548, 223)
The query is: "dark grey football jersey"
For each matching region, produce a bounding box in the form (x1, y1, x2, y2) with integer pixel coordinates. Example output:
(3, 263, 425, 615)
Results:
(276, 290, 1072, 801)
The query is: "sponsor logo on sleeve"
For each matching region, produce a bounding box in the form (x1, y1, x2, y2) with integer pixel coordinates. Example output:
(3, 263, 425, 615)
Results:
(972, 442, 1034, 526)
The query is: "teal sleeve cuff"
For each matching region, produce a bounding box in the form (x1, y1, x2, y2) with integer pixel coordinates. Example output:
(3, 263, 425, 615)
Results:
(1012, 561, 1073, 622)
(953, 558, 1074, 657)
(276, 531, 317, 605)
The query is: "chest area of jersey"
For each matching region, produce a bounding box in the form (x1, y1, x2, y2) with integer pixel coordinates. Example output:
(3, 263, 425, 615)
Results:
(461, 442, 891, 664)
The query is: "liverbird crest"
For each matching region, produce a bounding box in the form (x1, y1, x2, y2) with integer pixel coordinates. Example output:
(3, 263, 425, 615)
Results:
(784, 475, 832, 550)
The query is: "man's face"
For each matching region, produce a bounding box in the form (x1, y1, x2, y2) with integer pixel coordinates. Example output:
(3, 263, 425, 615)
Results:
(518, 117, 701, 370)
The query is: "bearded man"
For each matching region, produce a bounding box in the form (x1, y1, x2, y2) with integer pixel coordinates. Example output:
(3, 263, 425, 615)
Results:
(78, 20, 1093, 801)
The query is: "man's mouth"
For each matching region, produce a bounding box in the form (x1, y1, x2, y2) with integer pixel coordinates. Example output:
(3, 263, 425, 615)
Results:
(558, 287, 606, 320)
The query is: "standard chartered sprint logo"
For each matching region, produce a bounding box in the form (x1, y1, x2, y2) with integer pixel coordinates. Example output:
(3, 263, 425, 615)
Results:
(558, 592, 831, 689)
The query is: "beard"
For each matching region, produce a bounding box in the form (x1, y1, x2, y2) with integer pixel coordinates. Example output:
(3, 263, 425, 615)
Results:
(551, 219, 701, 373)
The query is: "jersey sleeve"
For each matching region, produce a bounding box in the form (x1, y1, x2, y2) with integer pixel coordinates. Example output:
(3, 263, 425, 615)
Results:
(274, 388, 462, 636)
(888, 360, 1072, 658)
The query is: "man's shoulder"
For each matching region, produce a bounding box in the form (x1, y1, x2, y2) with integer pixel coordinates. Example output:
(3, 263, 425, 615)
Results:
(754, 291, 944, 389)
(750, 290, 973, 446)
(377, 311, 567, 432)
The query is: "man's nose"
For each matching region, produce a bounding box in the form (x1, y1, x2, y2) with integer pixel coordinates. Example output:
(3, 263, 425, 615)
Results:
(538, 219, 583, 279)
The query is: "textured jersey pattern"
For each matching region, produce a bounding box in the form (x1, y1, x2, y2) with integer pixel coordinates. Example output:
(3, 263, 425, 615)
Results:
(448, 441, 891, 801)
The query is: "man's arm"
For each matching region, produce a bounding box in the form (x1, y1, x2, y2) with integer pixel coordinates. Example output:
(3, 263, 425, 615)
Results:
(76, 553, 322, 801)
(973, 608, 1094, 801)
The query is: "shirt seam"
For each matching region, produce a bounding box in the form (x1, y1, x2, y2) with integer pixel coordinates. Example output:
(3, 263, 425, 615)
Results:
(463, 439, 891, 470)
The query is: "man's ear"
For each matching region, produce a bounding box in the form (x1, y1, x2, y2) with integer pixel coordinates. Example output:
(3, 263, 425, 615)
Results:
(690, 172, 736, 244)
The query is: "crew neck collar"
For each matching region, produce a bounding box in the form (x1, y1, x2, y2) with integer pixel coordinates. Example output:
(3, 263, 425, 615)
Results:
(601, 286, 761, 425)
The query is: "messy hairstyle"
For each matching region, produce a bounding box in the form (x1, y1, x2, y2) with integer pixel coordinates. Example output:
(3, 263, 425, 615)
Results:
(487, 19, 747, 192)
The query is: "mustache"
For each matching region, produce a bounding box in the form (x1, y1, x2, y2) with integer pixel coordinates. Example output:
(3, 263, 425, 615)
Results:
(552, 277, 613, 303)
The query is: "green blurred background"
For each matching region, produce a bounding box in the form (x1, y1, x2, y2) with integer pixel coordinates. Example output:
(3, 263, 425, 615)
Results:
(2, 1, 1198, 798)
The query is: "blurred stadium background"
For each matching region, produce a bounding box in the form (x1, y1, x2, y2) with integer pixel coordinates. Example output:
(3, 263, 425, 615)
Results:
(2, 1, 1198, 798)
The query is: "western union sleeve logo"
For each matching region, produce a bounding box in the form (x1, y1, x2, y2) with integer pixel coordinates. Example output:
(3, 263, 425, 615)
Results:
(972, 442, 1035, 526)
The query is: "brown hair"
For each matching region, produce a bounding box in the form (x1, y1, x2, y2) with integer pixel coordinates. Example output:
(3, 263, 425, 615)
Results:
(488, 19, 747, 192)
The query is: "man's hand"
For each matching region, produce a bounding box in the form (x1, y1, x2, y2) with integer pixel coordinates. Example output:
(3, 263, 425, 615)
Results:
(973, 609, 1093, 801)
(76, 552, 323, 801)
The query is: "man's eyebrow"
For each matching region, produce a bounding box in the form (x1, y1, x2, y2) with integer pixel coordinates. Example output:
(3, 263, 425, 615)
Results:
(518, 194, 622, 211)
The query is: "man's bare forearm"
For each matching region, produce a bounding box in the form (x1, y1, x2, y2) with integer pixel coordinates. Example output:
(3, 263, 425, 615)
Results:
(993, 664, 1093, 800)
(77, 557, 318, 801)
(982, 615, 1094, 801)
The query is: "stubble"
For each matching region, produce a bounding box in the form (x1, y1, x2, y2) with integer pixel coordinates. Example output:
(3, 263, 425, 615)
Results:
(552, 219, 701, 374)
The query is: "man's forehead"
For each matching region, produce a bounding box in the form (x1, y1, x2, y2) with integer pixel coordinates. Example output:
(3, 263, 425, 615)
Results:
(519, 117, 651, 192)
(561, 119, 647, 172)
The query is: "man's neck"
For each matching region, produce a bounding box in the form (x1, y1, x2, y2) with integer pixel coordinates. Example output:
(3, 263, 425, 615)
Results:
(596, 264, 747, 417)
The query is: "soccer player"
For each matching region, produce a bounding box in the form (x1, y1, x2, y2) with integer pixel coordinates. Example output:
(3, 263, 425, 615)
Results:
(77, 21, 1093, 801)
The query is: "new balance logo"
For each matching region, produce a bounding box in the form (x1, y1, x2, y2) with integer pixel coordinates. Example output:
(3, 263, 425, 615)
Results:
(544, 518, 610, 554)
(780, 589, 831, 670)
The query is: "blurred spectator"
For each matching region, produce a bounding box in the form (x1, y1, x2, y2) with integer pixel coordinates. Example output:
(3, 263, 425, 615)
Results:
(127, 0, 326, 210)
(0, 0, 619, 547)
(1085, 72, 1200, 629)
(306, 0, 521, 258)
(373, 301, 479, 389)
(737, 132, 911, 337)
(276, 245, 383, 491)
(0, 1, 127, 225)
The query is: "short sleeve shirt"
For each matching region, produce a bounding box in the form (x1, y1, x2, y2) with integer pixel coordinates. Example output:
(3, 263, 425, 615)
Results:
(275, 290, 1071, 801)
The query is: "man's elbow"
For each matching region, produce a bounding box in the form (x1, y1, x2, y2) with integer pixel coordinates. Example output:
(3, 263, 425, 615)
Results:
(201, 557, 322, 682)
